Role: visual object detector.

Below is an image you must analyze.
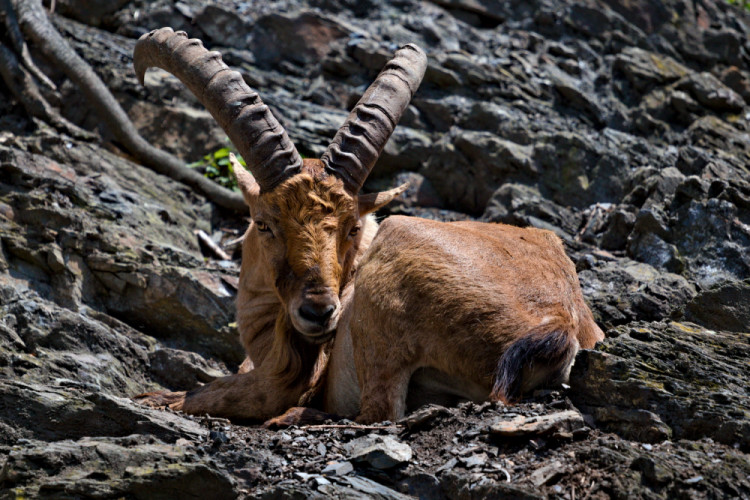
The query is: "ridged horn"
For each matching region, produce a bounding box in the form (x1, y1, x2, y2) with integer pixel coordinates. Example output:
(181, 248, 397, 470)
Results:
(321, 44, 427, 193)
(133, 27, 302, 191)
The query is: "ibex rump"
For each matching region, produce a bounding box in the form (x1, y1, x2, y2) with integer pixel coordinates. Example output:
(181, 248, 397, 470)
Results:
(134, 28, 604, 424)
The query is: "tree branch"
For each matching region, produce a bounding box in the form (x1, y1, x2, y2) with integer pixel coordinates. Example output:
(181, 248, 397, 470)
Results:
(11, 0, 247, 212)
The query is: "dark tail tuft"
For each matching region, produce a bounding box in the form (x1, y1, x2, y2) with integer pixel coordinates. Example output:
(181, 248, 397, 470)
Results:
(491, 328, 578, 404)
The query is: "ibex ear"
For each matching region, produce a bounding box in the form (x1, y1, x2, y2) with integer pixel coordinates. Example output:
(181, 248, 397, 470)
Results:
(358, 182, 409, 216)
(230, 153, 260, 207)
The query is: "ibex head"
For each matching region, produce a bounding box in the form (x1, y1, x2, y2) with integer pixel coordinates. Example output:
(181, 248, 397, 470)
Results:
(134, 28, 426, 342)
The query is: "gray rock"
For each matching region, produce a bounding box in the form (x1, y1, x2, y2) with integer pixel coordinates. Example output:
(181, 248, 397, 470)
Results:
(483, 183, 581, 241)
(0, 380, 207, 444)
(545, 63, 605, 124)
(600, 206, 636, 250)
(55, 0, 130, 27)
(345, 435, 413, 469)
(0, 436, 237, 499)
(677, 72, 745, 113)
(578, 258, 697, 328)
(570, 321, 750, 449)
(327, 475, 414, 500)
(250, 12, 349, 68)
(399, 404, 451, 430)
(462, 453, 488, 468)
(425, 130, 532, 214)
(194, 5, 252, 49)
(683, 279, 750, 333)
(529, 460, 565, 487)
(489, 410, 584, 437)
(149, 348, 227, 391)
(441, 471, 541, 500)
(321, 460, 354, 476)
(614, 47, 690, 92)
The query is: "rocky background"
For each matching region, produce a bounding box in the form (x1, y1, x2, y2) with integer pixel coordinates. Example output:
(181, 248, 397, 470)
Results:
(1, 0, 749, 498)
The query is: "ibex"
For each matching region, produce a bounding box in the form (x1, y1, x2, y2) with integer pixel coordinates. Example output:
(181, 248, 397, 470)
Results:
(134, 28, 604, 424)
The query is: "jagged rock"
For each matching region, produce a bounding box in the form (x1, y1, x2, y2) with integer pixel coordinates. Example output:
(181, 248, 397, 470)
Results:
(55, 0, 131, 27)
(250, 12, 350, 68)
(676, 72, 745, 112)
(483, 183, 582, 241)
(194, 4, 253, 49)
(105, 266, 242, 364)
(578, 258, 696, 328)
(0, 436, 237, 499)
(0, 380, 207, 444)
(425, 130, 533, 214)
(127, 100, 228, 162)
(532, 131, 630, 209)
(721, 66, 750, 104)
(545, 63, 605, 124)
(345, 435, 413, 469)
(614, 47, 690, 92)
(149, 348, 227, 391)
(489, 410, 585, 437)
(683, 279, 750, 333)
(321, 460, 354, 476)
(600, 206, 636, 250)
(441, 471, 541, 500)
(399, 404, 451, 430)
(570, 321, 750, 449)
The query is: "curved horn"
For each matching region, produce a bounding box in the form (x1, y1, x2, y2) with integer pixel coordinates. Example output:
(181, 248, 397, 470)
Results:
(133, 28, 302, 191)
(321, 44, 427, 193)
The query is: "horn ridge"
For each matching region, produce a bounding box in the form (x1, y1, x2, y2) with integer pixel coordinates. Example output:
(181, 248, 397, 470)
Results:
(134, 27, 302, 191)
(322, 43, 427, 193)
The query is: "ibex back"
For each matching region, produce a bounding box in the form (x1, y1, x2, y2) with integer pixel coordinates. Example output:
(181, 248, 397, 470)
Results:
(134, 28, 604, 424)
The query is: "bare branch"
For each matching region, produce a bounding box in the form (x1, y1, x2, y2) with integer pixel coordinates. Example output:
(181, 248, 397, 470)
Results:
(12, 0, 246, 212)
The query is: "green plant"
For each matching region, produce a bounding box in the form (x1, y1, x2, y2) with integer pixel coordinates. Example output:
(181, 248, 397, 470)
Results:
(188, 146, 244, 190)
(728, 0, 750, 12)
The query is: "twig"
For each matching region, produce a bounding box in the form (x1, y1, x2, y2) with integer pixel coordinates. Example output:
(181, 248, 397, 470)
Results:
(14, 0, 246, 212)
(0, 40, 93, 139)
(2, 0, 56, 90)
(200, 415, 231, 426)
(223, 234, 245, 254)
(498, 467, 511, 483)
(302, 424, 404, 430)
(195, 229, 231, 260)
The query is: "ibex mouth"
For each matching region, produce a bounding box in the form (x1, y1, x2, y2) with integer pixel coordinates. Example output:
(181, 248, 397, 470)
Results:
(289, 295, 341, 341)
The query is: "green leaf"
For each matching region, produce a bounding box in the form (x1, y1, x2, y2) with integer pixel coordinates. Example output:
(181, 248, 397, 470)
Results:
(213, 147, 231, 159)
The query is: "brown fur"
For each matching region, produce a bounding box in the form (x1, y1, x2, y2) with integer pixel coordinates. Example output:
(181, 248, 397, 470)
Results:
(136, 161, 604, 424)
(348, 217, 603, 422)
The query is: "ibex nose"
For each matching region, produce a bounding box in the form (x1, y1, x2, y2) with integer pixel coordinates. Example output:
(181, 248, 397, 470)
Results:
(298, 302, 336, 326)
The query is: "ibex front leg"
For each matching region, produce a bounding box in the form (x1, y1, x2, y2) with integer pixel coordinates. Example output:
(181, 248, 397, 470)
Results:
(136, 364, 304, 422)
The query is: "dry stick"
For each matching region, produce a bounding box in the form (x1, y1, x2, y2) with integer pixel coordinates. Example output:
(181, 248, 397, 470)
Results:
(13, 0, 247, 212)
(0, 0, 56, 90)
(301, 424, 404, 430)
(195, 229, 231, 260)
(0, 40, 94, 139)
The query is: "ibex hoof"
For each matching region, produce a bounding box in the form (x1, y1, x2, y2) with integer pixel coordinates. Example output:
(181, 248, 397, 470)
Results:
(263, 406, 339, 429)
(134, 390, 187, 411)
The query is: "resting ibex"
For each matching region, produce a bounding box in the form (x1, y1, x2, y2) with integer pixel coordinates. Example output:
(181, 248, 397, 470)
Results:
(134, 28, 604, 424)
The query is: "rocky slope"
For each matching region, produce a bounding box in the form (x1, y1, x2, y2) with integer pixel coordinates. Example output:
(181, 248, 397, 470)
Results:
(1, 0, 749, 498)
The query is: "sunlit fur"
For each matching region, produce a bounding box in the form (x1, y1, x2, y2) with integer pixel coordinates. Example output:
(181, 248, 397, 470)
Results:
(242, 161, 361, 386)
(139, 160, 604, 423)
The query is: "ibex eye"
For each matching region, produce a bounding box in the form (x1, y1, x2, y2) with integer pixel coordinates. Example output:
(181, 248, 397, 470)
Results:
(349, 226, 361, 238)
(256, 221, 271, 233)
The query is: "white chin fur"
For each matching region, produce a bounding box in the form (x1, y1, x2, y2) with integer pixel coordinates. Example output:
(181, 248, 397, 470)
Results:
(289, 308, 340, 339)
